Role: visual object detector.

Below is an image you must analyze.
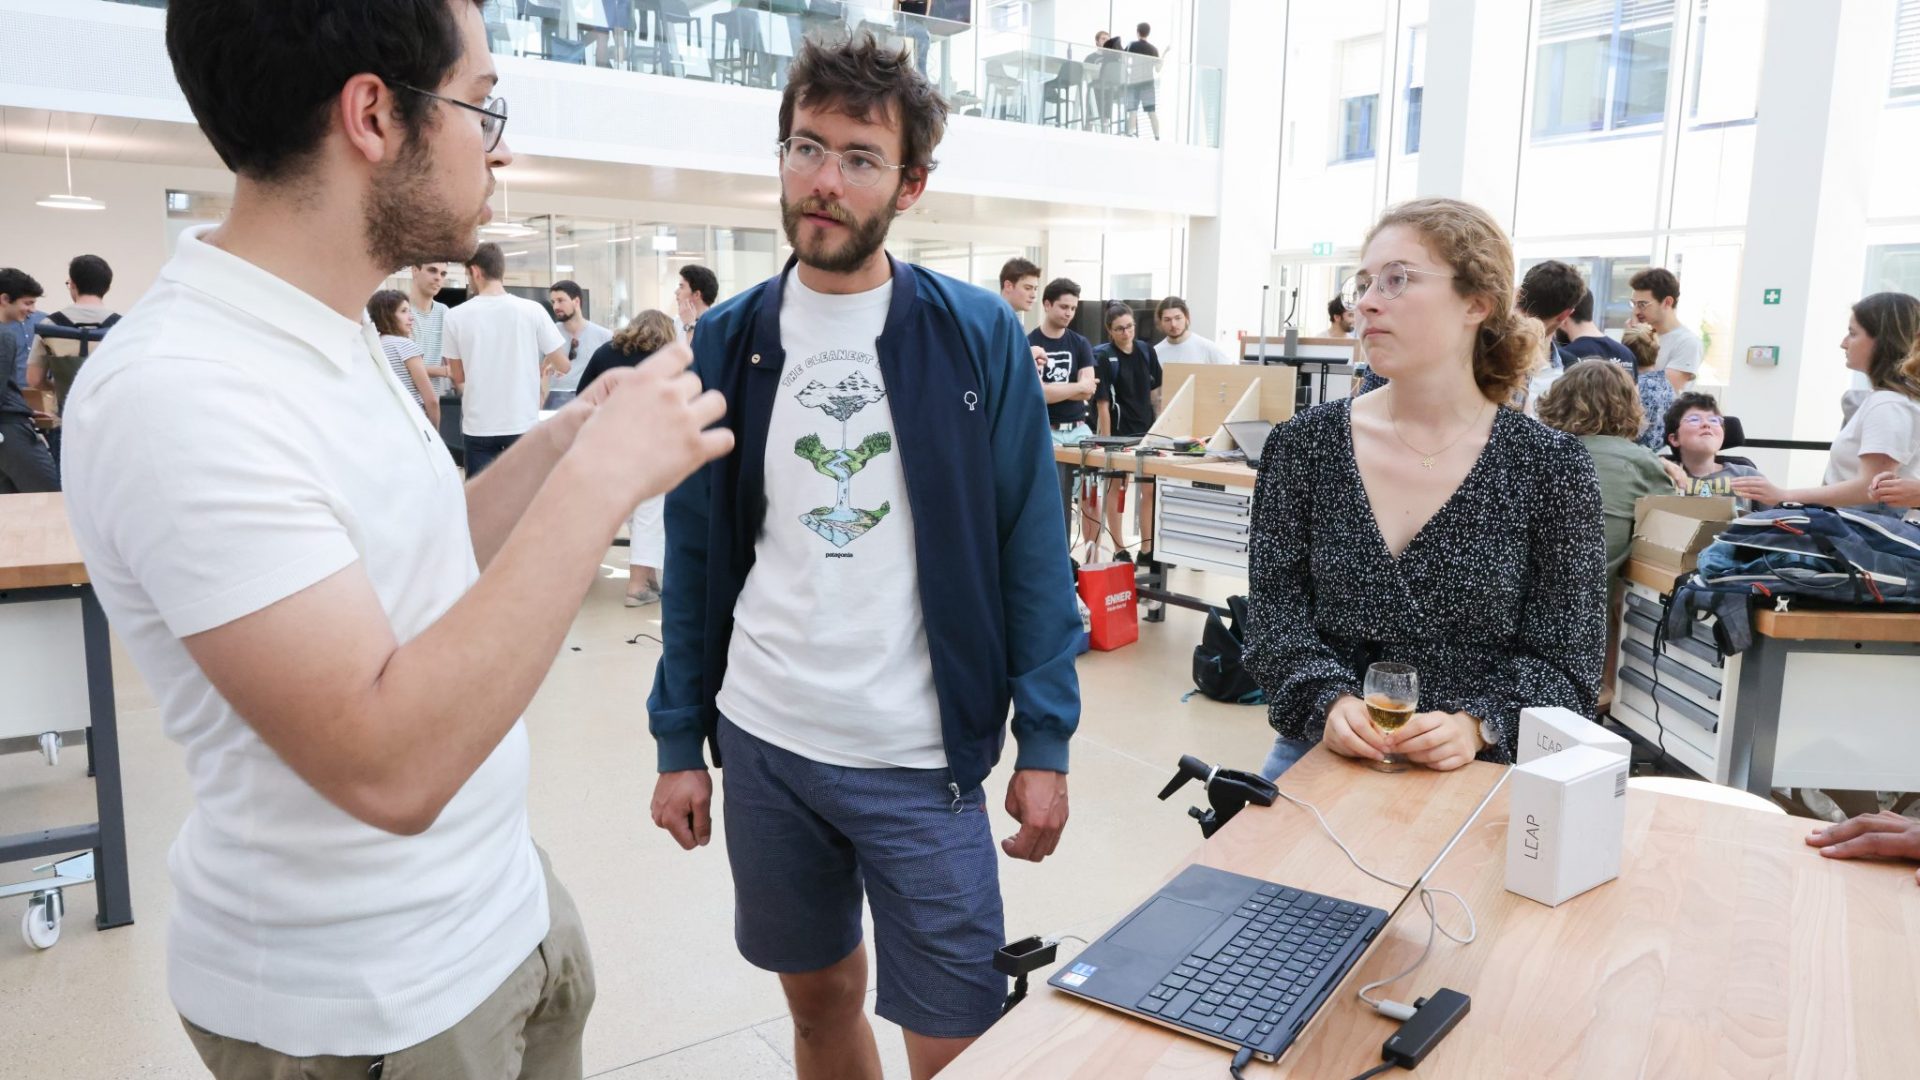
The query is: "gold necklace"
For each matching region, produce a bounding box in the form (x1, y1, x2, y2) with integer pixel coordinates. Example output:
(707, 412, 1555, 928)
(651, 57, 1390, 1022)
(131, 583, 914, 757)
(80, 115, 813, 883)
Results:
(1387, 398, 1490, 468)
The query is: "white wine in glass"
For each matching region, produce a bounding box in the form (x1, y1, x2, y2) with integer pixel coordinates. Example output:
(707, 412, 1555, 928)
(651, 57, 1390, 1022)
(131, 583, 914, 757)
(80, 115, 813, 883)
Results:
(1363, 662, 1417, 774)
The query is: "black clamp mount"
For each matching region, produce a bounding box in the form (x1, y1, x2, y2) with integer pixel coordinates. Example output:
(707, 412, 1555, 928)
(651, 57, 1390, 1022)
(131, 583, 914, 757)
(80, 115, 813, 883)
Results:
(1158, 754, 1277, 838)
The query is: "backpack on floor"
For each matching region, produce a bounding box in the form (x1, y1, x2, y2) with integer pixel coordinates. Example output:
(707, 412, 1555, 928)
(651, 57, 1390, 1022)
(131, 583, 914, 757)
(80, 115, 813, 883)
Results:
(1192, 595, 1266, 705)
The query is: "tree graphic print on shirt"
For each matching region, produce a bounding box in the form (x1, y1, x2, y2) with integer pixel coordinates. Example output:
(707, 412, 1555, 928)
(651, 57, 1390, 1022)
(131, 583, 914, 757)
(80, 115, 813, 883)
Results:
(793, 366, 893, 547)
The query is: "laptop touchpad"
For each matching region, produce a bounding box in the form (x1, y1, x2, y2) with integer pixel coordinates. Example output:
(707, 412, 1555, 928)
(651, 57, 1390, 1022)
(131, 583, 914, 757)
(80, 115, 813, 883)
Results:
(1108, 898, 1223, 961)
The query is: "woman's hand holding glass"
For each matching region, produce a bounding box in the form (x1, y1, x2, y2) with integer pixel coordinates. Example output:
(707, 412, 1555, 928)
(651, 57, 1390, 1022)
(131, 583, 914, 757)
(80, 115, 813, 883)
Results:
(1322, 695, 1392, 761)
(1391, 712, 1483, 772)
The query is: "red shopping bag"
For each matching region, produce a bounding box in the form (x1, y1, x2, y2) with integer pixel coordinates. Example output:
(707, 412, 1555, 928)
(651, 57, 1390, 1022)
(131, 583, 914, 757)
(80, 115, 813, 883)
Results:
(1077, 561, 1139, 651)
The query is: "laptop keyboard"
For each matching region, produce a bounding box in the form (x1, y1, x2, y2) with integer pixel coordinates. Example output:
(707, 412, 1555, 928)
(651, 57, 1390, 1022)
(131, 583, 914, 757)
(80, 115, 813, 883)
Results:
(1133, 884, 1372, 1046)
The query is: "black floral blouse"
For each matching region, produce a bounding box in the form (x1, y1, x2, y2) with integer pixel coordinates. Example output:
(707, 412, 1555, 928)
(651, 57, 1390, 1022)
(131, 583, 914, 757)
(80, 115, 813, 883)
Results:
(1241, 400, 1608, 763)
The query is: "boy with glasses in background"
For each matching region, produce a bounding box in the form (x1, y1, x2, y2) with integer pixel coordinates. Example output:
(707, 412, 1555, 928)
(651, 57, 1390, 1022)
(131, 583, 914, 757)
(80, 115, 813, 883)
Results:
(1664, 392, 1761, 505)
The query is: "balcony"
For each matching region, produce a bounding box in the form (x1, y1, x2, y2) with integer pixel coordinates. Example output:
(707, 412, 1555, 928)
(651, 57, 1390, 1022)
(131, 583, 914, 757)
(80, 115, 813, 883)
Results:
(99, 0, 1221, 148)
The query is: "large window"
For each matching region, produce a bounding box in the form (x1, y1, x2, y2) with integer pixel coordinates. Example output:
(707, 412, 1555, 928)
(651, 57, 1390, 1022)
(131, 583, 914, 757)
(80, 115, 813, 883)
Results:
(1336, 37, 1382, 162)
(1532, 0, 1675, 138)
(1403, 26, 1426, 154)
(1894, 0, 1920, 98)
(1865, 244, 1920, 297)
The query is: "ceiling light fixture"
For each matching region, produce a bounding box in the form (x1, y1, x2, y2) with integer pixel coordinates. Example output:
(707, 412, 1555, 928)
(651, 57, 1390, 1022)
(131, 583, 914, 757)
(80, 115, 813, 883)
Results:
(37, 115, 106, 211)
(478, 183, 537, 239)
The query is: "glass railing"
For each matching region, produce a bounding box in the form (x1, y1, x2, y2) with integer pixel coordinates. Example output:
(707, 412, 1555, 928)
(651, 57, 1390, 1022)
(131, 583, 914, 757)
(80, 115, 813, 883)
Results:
(480, 1, 1220, 147)
(105, 1, 1219, 148)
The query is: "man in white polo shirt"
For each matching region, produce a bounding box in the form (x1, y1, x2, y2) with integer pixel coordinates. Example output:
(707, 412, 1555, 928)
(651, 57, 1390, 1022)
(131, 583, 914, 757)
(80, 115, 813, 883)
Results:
(444, 241, 569, 474)
(60, 1, 732, 1075)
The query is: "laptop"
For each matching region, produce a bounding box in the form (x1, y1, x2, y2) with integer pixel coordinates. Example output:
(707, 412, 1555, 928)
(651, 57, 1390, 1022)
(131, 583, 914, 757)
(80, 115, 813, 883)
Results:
(1048, 770, 1508, 1064)
(1222, 419, 1276, 467)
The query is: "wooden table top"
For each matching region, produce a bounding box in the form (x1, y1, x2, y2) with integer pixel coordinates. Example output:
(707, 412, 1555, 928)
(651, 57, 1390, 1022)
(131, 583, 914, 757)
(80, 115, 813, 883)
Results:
(942, 748, 1508, 1078)
(947, 749, 1920, 1078)
(1051, 446, 1260, 488)
(0, 493, 88, 590)
(1280, 785, 1920, 1078)
(1625, 559, 1920, 643)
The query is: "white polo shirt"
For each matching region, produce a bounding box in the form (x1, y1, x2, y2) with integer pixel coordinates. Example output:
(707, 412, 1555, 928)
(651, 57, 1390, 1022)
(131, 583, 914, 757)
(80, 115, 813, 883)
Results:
(60, 225, 547, 1056)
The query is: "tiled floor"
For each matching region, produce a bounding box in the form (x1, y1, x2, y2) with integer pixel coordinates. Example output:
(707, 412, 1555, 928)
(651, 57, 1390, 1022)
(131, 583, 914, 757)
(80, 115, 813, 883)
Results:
(0, 555, 1275, 1078)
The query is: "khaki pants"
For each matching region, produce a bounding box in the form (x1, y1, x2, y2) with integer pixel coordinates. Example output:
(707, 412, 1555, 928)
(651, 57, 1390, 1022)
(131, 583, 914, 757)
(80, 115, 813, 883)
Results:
(182, 852, 595, 1080)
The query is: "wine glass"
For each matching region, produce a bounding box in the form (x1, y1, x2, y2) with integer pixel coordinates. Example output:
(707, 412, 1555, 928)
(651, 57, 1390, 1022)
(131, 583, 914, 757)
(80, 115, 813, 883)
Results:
(1363, 662, 1418, 774)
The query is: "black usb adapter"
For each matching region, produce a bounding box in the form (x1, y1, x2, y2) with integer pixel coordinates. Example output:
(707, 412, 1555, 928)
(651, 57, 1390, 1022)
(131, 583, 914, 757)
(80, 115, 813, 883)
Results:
(1382, 988, 1471, 1068)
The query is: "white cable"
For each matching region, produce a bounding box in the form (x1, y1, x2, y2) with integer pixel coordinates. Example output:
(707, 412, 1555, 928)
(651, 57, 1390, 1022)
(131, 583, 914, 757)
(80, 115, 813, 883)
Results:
(1270, 786, 1478, 1020)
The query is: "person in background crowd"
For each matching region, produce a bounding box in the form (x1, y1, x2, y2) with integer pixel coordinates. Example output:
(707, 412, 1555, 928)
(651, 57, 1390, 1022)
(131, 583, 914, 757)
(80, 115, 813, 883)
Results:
(1620, 322, 1673, 452)
(547, 279, 611, 409)
(0, 267, 45, 387)
(1001, 257, 1050, 378)
(1318, 296, 1355, 339)
(1032, 277, 1101, 557)
(1515, 259, 1588, 409)
(1243, 197, 1606, 780)
(444, 242, 569, 475)
(1628, 267, 1702, 393)
(0, 269, 57, 493)
(1156, 295, 1233, 364)
(1124, 22, 1161, 139)
(1089, 31, 1124, 131)
(578, 309, 677, 607)
(1730, 293, 1920, 512)
(896, 0, 931, 78)
(1536, 361, 1677, 708)
(367, 289, 442, 429)
(675, 263, 718, 343)
(27, 254, 121, 453)
(406, 261, 454, 397)
(1559, 288, 1638, 369)
(999, 256, 1040, 317)
(1662, 393, 1759, 507)
(1092, 301, 1163, 561)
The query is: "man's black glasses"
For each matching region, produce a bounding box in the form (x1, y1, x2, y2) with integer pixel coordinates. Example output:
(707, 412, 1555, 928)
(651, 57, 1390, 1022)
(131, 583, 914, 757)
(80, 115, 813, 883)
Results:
(394, 84, 508, 153)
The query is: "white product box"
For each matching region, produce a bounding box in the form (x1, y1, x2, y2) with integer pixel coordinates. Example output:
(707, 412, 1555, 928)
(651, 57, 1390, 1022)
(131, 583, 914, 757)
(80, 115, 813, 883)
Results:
(1517, 706, 1632, 766)
(1505, 743, 1629, 908)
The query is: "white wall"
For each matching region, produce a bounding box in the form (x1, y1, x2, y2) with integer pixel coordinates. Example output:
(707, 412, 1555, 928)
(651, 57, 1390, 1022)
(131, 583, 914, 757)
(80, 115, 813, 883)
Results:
(0, 153, 233, 309)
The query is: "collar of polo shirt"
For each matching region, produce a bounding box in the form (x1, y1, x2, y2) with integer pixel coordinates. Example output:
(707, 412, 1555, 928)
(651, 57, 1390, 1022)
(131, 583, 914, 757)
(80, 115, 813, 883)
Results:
(162, 224, 372, 373)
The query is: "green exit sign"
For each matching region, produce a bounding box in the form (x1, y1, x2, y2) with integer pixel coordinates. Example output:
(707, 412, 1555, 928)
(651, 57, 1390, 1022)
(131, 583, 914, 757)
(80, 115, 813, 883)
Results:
(1763, 288, 1782, 305)
(1311, 242, 1334, 256)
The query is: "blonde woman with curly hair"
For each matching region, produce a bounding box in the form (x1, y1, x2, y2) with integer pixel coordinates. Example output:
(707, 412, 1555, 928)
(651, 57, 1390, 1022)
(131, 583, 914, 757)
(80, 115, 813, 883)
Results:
(1620, 322, 1672, 450)
(577, 309, 679, 605)
(1242, 197, 1607, 777)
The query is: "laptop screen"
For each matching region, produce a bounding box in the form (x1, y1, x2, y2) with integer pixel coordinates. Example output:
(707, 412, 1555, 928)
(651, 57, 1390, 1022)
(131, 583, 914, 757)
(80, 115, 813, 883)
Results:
(1224, 420, 1275, 463)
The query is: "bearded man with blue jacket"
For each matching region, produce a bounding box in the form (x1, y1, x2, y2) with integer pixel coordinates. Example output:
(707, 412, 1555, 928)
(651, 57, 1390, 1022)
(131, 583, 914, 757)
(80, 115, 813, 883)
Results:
(646, 34, 1082, 1080)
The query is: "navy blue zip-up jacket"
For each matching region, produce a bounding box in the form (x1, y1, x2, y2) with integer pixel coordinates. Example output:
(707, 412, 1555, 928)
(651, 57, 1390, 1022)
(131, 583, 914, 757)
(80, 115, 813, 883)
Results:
(647, 255, 1082, 795)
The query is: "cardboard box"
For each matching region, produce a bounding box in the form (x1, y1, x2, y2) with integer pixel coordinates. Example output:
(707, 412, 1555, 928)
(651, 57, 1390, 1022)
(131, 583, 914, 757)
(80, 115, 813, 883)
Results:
(1630, 495, 1736, 574)
(1517, 707, 1632, 766)
(1505, 744, 1629, 908)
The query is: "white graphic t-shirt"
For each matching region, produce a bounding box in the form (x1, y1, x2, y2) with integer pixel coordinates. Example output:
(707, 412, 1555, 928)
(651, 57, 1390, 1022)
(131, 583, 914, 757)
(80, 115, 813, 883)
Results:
(718, 271, 945, 769)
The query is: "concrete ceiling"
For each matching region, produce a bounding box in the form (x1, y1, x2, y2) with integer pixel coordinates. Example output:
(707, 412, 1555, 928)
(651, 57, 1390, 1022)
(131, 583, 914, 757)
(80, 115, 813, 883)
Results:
(0, 108, 1184, 232)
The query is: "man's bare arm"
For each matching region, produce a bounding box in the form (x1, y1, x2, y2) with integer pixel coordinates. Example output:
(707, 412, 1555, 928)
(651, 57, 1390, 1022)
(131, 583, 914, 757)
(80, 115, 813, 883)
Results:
(184, 359, 731, 836)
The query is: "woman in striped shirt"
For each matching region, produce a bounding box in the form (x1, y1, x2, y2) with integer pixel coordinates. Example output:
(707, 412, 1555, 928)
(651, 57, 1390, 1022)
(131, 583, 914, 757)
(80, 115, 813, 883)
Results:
(368, 289, 440, 429)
